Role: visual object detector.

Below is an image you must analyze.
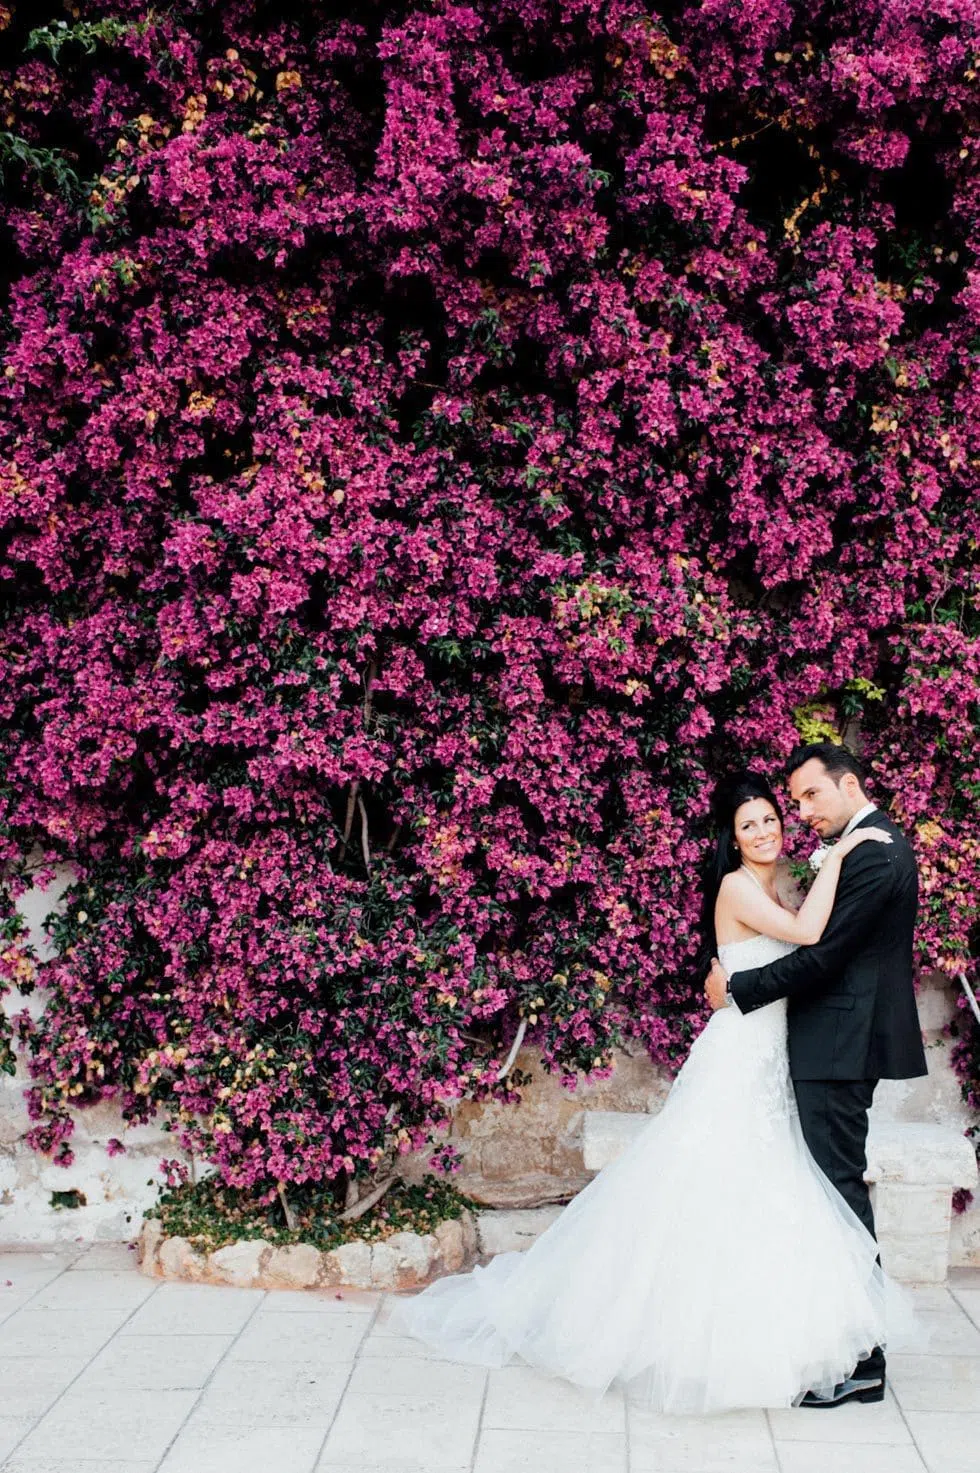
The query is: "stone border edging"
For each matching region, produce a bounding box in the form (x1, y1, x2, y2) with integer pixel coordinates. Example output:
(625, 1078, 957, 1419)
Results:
(137, 1209, 479, 1290)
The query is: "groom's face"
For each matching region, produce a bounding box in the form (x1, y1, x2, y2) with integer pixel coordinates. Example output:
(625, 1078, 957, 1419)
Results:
(788, 758, 860, 839)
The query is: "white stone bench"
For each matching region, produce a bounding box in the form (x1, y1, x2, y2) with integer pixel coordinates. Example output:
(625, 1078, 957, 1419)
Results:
(580, 1110, 978, 1284)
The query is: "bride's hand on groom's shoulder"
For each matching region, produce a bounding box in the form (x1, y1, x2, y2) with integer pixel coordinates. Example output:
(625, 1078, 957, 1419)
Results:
(705, 959, 729, 1011)
(836, 826, 894, 860)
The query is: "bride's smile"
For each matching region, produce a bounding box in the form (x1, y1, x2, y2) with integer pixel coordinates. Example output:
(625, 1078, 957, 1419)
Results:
(734, 798, 783, 867)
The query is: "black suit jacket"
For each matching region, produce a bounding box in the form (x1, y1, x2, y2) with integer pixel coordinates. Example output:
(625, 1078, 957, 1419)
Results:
(729, 811, 928, 1081)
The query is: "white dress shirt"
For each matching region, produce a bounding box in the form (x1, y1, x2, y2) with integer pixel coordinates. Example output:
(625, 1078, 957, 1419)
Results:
(841, 802, 879, 837)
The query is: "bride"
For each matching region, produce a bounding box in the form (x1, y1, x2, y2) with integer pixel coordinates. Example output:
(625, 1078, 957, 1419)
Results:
(390, 771, 913, 1414)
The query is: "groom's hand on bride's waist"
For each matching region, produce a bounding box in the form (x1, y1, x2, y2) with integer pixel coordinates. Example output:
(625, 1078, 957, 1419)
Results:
(705, 959, 731, 1011)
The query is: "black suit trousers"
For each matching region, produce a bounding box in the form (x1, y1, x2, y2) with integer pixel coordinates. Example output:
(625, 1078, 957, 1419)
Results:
(794, 1079, 878, 1240)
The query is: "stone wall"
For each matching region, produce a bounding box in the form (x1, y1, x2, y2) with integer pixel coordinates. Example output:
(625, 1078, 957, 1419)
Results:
(2, 865, 978, 1263)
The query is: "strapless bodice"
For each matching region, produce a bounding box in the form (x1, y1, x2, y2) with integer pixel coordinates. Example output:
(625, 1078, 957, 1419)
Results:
(717, 932, 798, 974)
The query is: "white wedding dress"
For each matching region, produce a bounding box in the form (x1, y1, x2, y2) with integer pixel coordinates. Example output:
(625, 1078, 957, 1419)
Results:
(391, 934, 916, 1414)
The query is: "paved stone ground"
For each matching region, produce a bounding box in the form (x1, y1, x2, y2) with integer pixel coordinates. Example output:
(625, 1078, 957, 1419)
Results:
(0, 1246, 978, 1473)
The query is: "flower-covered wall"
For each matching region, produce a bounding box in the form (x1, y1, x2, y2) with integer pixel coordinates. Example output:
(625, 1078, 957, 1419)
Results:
(0, 2, 978, 1218)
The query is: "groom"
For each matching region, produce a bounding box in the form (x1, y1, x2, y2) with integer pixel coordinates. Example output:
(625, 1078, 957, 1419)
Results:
(705, 742, 927, 1408)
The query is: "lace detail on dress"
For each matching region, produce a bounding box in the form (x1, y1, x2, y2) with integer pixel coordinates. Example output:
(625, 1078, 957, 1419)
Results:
(717, 934, 800, 1127)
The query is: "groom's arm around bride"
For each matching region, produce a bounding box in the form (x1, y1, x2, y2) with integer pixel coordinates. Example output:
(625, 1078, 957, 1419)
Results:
(706, 744, 928, 1238)
(707, 743, 927, 1085)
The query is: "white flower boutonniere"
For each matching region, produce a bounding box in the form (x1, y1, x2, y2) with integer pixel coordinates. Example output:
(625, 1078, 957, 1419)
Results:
(808, 844, 832, 874)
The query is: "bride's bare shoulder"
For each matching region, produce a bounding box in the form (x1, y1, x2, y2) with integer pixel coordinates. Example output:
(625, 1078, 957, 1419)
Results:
(717, 870, 752, 899)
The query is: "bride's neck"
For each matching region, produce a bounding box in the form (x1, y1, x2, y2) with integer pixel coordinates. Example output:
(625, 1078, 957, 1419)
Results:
(740, 859, 779, 896)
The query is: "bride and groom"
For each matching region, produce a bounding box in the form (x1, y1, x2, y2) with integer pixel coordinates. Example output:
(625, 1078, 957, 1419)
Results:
(393, 742, 928, 1414)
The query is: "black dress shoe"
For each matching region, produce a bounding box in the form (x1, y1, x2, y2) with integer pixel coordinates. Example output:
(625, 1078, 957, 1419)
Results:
(798, 1374, 886, 1408)
(853, 1349, 886, 1379)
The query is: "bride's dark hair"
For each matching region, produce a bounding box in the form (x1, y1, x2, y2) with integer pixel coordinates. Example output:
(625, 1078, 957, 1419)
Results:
(697, 770, 784, 965)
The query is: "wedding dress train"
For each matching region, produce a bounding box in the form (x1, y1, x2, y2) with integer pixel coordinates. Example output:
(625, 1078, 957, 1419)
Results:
(391, 934, 916, 1414)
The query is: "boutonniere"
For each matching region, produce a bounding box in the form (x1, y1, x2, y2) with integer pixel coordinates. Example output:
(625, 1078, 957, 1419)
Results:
(808, 844, 832, 874)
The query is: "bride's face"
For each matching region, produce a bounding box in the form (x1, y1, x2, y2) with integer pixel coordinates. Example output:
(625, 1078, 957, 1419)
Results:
(733, 798, 782, 864)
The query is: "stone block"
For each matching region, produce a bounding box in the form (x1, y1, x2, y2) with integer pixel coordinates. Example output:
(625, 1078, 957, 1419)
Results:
(158, 1234, 208, 1281)
(401, 1042, 670, 1207)
(879, 1231, 949, 1285)
(323, 1239, 372, 1289)
(913, 974, 958, 1034)
(137, 1217, 163, 1274)
(873, 1182, 952, 1239)
(382, 1230, 432, 1288)
(419, 1232, 443, 1277)
(581, 1110, 646, 1171)
(871, 1062, 974, 1130)
(208, 1238, 269, 1287)
(459, 1207, 478, 1259)
(476, 1205, 563, 1256)
(866, 1123, 978, 1189)
(265, 1242, 322, 1289)
(950, 1203, 980, 1269)
(434, 1217, 466, 1274)
(368, 1240, 399, 1289)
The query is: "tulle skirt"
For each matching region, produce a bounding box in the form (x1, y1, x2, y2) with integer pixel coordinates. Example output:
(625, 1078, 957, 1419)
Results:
(390, 1005, 920, 1415)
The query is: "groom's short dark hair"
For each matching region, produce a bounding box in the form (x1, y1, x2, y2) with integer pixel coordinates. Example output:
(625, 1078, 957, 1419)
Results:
(786, 741, 868, 790)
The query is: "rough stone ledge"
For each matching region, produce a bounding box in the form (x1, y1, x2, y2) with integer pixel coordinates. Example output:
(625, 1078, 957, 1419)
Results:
(137, 1209, 480, 1291)
(582, 1112, 979, 1191)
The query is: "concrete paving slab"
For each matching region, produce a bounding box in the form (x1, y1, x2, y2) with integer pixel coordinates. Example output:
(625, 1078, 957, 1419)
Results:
(473, 1427, 628, 1473)
(902, 1410, 980, 1473)
(768, 1388, 912, 1444)
(0, 1309, 129, 1360)
(224, 1311, 369, 1368)
(950, 1286, 980, 1330)
(187, 1359, 347, 1429)
(628, 1407, 778, 1473)
(318, 1389, 482, 1471)
(0, 1356, 89, 1418)
(0, 1260, 975, 1473)
(27, 1271, 155, 1313)
(13, 1389, 199, 1463)
(772, 1445, 928, 1473)
(483, 1364, 625, 1434)
(908, 1306, 980, 1356)
(72, 1333, 234, 1392)
(2, 1460, 156, 1473)
(344, 1354, 487, 1398)
(0, 1420, 35, 1465)
(67, 1245, 141, 1272)
(120, 1283, 261, 1337)
(159, 1423, 324, 1473)
(254, 1288, 380, 1315)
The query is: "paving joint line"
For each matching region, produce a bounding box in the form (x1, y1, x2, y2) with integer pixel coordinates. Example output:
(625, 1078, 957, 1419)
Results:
(947, 1281, 980, 1336)
(764, 1408, 785, 1473)
(148, 1282, 271, 1472)
(467, 1363, 490, 1473)
(308, 1288, 385, 1472)
(887, 1380, 932, 1473)
(0, 1258, 166, 1472)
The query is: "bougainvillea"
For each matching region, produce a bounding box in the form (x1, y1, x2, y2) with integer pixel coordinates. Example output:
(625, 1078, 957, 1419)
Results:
(1, 0, 978, 1204)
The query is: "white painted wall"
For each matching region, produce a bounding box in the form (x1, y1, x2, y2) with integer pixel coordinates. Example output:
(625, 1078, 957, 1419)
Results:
(0, 864, 193, 1245)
